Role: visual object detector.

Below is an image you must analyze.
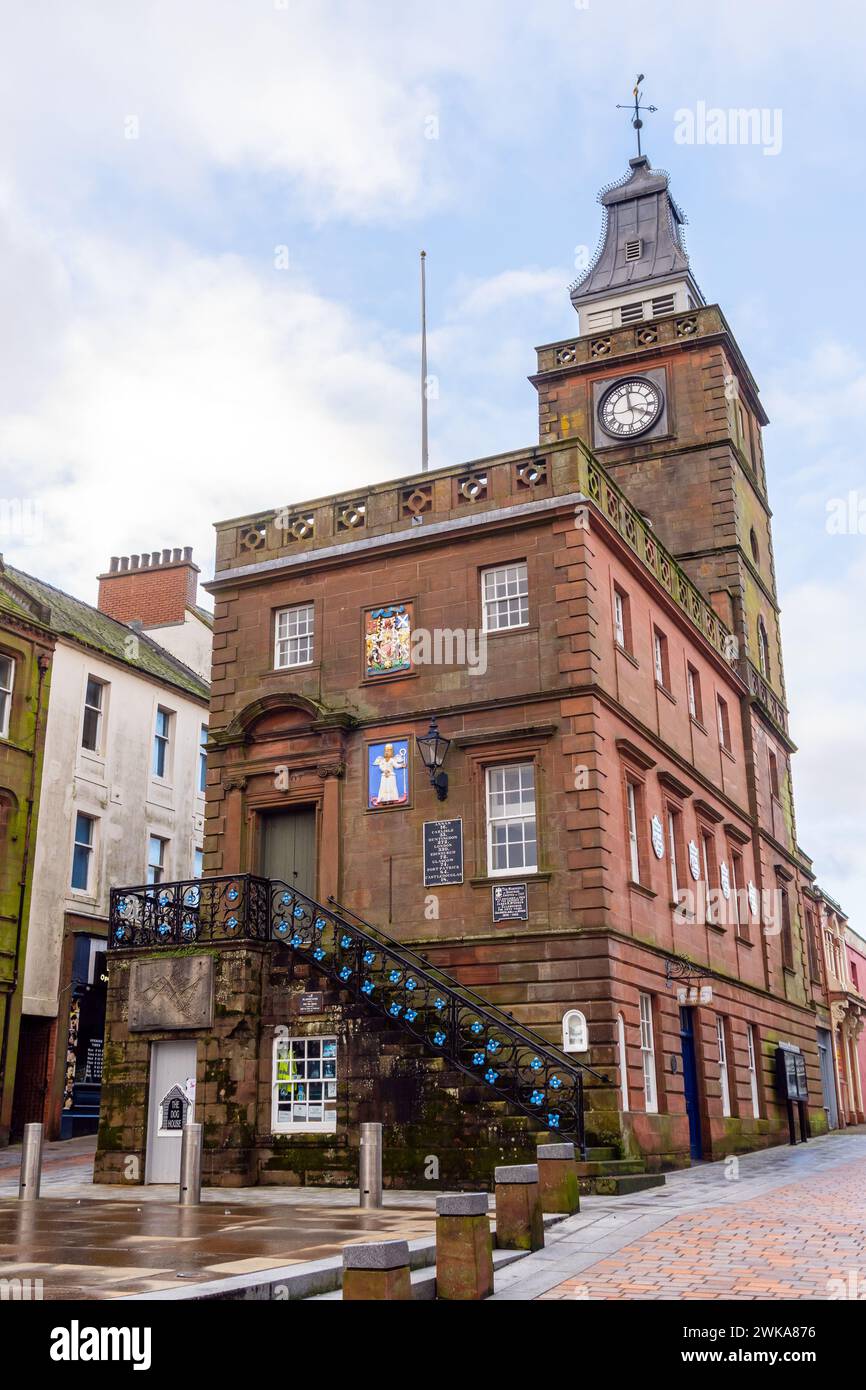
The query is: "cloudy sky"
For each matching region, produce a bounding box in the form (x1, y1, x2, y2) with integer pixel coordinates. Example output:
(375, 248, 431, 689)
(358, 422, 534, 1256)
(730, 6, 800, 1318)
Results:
(1, 0, 864, 921)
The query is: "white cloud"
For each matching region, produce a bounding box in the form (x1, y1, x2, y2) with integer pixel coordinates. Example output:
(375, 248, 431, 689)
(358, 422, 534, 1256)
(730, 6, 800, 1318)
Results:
(783, 553, 866, 915)
(0, 0, 864, 931)
(454, 268, 566, 319)
(0, 224, 420, 599)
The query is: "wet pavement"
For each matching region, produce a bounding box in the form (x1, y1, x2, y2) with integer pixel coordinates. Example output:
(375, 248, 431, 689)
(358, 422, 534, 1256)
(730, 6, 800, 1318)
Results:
(0, 1195, 437, 1299)
(0, 1135, 440, 1298)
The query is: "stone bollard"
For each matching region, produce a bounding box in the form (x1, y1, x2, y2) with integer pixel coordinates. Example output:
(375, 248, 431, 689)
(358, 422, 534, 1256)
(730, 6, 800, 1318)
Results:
(494, 1164, 544, 1252)
(435, 1193, 494, 1301)
(537, 1142, 581, 1215)
(342, 1239, 413, 1301)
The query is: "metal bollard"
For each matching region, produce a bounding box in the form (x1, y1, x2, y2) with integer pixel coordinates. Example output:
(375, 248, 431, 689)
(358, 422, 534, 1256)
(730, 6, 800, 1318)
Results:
(359, 1121, 383, 1209)
(179, 1123, 203, 1206)
(18, 1123, 44, 1201)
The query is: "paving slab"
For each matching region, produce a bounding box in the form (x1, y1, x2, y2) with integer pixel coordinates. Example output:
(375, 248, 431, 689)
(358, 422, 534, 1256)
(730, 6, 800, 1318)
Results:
(0, 1195, 437, 1299)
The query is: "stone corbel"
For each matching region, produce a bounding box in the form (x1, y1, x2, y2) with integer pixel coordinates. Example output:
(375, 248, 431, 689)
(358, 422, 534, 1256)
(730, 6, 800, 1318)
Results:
(223, 774, 248, 792)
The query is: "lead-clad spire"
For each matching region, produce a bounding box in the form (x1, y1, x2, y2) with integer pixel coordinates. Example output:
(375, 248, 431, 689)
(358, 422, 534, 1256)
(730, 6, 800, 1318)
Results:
(570, 156, 704, 331)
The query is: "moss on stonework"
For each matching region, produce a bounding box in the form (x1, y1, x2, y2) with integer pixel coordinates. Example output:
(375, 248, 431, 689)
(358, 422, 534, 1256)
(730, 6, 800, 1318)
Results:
(96, 1122, 125, 1151)
(102, 1084, 143, 1109)
(204, 1058, 233, 1086)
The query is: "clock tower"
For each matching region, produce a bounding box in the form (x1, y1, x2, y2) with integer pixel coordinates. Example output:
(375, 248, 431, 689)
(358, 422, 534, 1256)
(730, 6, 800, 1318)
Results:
(532, 153, 793, 765)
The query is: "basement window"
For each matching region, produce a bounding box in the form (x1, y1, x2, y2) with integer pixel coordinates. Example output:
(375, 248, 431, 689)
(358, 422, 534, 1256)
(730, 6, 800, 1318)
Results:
(272, 1035, 338, 1133)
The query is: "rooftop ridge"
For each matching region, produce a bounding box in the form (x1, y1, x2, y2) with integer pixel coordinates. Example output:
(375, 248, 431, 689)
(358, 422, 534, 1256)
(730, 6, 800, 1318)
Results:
(6, 561, 209, 700)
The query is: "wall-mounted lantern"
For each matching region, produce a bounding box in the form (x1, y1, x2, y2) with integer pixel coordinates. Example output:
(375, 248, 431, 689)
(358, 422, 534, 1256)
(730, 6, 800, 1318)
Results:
(417, 716, 451, 801)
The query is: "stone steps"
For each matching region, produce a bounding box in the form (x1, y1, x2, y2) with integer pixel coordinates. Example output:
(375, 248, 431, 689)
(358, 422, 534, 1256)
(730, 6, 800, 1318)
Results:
(584, 1171, 666, 1197)
(576, 1158, 647, 1178)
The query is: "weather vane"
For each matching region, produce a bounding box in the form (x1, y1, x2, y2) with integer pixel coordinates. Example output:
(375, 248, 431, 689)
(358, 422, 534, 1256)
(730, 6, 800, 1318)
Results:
(617, 74, 657, 158)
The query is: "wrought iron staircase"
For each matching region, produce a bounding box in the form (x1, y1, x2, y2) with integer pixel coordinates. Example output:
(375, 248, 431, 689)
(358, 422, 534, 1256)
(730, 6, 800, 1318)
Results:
(109, 874, 608, 1155)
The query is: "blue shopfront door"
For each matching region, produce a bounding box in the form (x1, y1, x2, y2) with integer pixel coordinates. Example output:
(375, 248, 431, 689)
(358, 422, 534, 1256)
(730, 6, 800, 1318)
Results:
(679, 1007, 703, 1161)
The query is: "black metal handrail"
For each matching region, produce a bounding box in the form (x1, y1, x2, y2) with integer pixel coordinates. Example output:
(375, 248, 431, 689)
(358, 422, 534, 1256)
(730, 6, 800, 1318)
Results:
(326, 893, 610, 1086)
(108, 873, 602, 1150)
(109, 874, 271, 949)
(271, 878, 588, 1148)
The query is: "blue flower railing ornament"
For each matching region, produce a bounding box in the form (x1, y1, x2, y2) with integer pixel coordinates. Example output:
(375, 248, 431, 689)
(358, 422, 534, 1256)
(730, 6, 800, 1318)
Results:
(109, 874, 272, 949)
(267, 880, 606, 1151)
(108, 872, 609, 1153)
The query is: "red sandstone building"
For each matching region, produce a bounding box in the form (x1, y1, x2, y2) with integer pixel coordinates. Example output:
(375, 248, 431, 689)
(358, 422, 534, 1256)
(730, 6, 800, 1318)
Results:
(97, 156, 849, 1189)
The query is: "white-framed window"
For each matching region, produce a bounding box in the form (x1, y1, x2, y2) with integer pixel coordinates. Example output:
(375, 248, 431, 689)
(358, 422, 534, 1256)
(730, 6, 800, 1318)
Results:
(81, 676, 106, 753)
(198, 724, 208, 794)
(481, 563, 529, 632)
(717, 1015, 731, 1117)
(71, 812, 96, 892)
(747, 1024, 761, 1119)
(613, 588, 626, 647)
(701, 828, 717, 924)
(717, 695, 731, 751)
(275, 603, 315, 669)
(626, 780, 641, 884)
(653, 628, 669, 689)
(193, 846, 204, 878)
(562, 1009, 588, 1053)
(639, 993, 658, 1114)
(667, 807, 681, 901)
(153, 706, 173, 779)
(485, 763, 537, 876)
(687, 665, 702, 722)
(617, 1012, 629, 1112)
(272, 1034, 337, 1132)
(147, 834, 167, 885)
(0, 654, 14, 738)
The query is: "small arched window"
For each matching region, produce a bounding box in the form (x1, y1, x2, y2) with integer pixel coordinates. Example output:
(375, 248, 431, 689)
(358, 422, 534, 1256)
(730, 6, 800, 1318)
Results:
(758, 618, 770, 679)
(562, 1009, 588, 1054)
(749, 528, 760, 564)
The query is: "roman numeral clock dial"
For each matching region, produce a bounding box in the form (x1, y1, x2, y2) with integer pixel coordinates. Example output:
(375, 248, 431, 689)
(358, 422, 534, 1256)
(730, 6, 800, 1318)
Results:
(599, 377, 663, 438)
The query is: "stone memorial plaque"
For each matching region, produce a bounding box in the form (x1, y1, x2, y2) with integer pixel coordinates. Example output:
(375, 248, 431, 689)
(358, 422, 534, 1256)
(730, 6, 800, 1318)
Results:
(423, 819, 463, 886)
(129, 955, 214, 1032)
(492, 882, 529, 922)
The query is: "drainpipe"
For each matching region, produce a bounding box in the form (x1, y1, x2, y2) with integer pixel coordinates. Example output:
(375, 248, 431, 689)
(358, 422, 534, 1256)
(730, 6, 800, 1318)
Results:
(0, 650, 50, 1134)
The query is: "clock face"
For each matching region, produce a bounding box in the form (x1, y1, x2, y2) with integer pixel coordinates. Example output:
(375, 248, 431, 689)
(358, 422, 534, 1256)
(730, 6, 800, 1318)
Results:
(598, 377, 663, 438)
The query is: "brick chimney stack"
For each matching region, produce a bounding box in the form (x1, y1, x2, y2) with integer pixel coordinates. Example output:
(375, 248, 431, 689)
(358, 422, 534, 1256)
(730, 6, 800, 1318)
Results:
(96, 546, 200, 627)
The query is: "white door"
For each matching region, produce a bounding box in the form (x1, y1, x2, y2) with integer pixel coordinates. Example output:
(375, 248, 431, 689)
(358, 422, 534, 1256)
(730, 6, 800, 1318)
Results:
(145, 1039, 197, 1183)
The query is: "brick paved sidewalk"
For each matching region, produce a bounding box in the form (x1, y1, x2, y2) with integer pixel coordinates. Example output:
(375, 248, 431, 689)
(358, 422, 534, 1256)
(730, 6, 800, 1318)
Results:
(484, 1131, 866, 1300)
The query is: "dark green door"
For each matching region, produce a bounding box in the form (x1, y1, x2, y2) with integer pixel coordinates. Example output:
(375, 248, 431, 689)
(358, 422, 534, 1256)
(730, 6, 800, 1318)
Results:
(261, 808, 317, 898)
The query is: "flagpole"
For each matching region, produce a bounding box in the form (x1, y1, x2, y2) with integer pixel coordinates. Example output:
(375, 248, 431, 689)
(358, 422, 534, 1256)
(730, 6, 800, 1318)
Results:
(420, 249, 429, 473)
